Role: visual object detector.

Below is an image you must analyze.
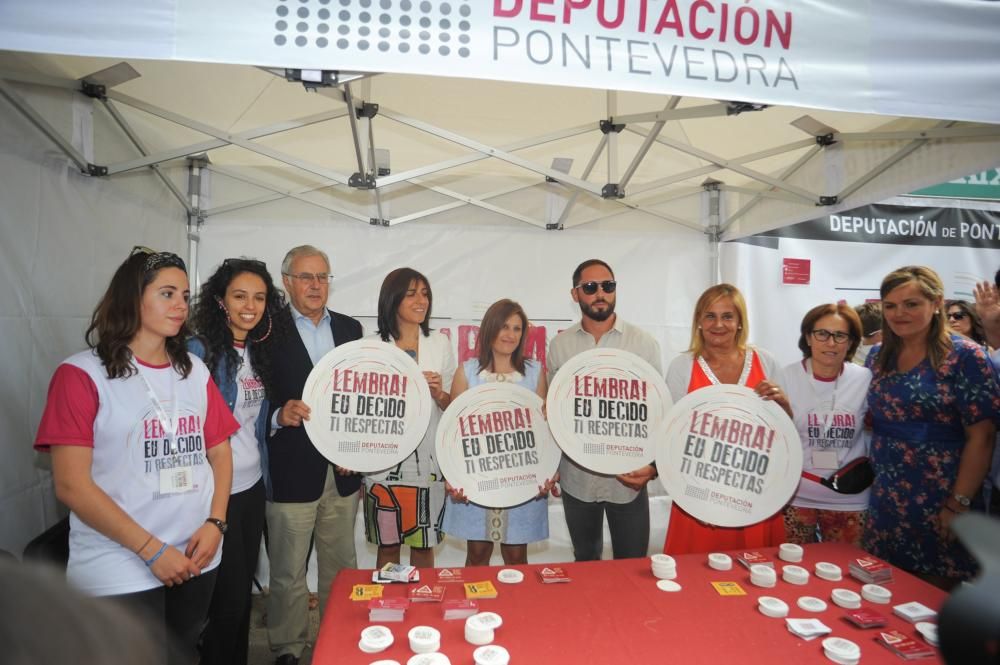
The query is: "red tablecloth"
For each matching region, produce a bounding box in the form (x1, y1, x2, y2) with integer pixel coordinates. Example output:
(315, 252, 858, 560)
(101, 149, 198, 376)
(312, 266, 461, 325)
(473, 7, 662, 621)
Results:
(315, 542, 946, 664)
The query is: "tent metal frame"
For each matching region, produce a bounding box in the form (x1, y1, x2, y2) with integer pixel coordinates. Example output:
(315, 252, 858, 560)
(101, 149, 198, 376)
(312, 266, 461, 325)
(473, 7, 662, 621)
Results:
(1, 65, 998, 238)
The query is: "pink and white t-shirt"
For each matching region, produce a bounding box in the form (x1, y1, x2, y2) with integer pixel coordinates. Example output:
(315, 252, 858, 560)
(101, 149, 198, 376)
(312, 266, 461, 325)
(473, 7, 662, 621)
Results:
(784, 360, 872, 512)
(230, 344, 265, 493)
(35, 350, 238, 596)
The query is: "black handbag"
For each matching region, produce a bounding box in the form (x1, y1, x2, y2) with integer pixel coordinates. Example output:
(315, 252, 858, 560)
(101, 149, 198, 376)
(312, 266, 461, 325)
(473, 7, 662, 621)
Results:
(801, 457, 874, 495)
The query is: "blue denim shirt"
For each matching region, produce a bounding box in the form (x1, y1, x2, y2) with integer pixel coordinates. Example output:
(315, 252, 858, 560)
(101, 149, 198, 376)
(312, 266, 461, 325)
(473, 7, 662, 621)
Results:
(187, 337, 272, 499)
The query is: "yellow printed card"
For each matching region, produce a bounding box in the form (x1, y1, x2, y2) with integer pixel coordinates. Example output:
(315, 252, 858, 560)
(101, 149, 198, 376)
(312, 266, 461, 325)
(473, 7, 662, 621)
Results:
(711, 581, 747, 596)
(464, 581, 498, 599)
(350, 584, 384, 601)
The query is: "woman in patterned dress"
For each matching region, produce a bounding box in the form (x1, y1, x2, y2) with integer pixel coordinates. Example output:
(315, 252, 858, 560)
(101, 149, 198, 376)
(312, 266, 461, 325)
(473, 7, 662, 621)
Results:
(441, 299, 556, 566)
(865, 266, 999, 589)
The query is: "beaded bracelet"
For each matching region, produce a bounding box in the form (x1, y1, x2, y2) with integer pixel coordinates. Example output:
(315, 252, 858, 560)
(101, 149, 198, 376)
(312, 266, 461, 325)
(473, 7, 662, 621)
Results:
(144, 542, 168, 567)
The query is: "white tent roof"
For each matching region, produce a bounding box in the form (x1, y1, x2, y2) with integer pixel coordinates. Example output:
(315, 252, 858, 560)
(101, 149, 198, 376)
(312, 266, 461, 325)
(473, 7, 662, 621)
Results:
(1, 0, 998, 239)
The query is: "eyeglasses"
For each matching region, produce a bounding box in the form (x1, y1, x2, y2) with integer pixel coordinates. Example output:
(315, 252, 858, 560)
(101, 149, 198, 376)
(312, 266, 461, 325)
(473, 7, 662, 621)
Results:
(811, 329, 851, 344)
(575, 280, 617, 295)
(947, 312, 967, 321)
(283, 272, 333, 284)
(130, 245, 186, 273)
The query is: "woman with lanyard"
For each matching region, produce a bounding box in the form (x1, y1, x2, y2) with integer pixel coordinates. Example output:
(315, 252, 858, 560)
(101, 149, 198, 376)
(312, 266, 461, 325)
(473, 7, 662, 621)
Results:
(188, 258, 284, 665)
(363, 267, 456, 568)
(664, 283, 790, 554)
(865, 266, 999, 589)
(441, 299, 557, 566)
(782, 304, 872, 546)
(35, 247, 237, 665)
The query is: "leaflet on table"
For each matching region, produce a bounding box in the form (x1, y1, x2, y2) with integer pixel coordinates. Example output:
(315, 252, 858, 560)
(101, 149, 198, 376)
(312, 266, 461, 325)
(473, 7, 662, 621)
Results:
(464, 581, 498, 599)
(437, 568, 466, 584)
(547, 348, 672, 475)
(537, 566, 572, 583)
(350, 584, 384, 601)
(657, 384, 803, 528)
(876, 630, 936, 659)
(845, 608, 889, 628)
(409, 584, 447, 602)
(302, 340, 433, 472)
(735, 551, 774, 569)
(443, 599, 479, 620)
(435, 382, 560, 508)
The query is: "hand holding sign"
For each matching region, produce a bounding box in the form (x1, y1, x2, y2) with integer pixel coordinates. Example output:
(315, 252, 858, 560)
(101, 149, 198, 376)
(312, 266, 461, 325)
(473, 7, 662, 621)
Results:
(436, 382, 560, 508)
(301, 339, 433, 473)
(547, 348, 672, 475)
(657, 384, 802, 528)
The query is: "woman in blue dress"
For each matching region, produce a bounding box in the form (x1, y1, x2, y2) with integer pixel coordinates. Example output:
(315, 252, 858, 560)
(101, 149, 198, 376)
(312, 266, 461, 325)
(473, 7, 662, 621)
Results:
(442, 299, 556, 566)
(865, 266, 999, 589)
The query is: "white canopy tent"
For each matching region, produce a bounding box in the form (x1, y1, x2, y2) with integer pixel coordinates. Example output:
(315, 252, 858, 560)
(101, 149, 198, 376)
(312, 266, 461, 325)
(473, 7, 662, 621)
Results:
(1, 0, 999, 556)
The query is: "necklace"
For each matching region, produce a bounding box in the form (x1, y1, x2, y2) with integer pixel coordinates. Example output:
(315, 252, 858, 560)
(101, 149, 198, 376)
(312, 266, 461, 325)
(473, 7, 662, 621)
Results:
(697, 347, 753, 386)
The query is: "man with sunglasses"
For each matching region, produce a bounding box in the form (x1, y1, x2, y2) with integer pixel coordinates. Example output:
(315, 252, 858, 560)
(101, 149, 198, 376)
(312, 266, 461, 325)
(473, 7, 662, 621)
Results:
(265, 245, 363, 665)
(547, 259, 663, 561)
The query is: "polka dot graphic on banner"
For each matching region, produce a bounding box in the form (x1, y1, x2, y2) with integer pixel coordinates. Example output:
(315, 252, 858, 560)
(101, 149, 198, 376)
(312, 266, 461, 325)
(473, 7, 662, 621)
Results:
(656, 384, 802, 528)
(301, 338, 432, 472)
(546, 348, 672, 475)
(436, 382, 559, 508)
(272, 0, 472, 56)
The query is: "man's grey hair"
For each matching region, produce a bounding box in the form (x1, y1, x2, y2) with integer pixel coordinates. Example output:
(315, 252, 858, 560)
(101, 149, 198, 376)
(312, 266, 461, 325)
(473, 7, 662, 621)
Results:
(281, 245, 330, 276)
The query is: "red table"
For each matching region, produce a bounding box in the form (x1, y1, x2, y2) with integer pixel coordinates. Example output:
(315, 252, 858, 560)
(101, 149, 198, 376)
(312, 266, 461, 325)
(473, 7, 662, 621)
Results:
(315, 542, 946, 664)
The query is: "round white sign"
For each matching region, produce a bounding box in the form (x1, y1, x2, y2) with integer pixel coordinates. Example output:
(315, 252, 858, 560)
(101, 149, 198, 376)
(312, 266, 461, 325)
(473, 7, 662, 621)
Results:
(656, 384, 803, 528)
(435, 382, 560, 508)
(302, 339, 432, 472)
(546, 348, 672, 475)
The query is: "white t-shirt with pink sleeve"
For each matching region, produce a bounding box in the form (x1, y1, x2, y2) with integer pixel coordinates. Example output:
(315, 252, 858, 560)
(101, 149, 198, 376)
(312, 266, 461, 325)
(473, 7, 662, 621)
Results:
(35, 350, 238, 596)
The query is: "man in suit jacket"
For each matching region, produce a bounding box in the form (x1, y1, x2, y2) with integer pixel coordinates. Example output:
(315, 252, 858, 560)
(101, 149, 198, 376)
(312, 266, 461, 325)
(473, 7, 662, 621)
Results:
(265, 245, 363, 665)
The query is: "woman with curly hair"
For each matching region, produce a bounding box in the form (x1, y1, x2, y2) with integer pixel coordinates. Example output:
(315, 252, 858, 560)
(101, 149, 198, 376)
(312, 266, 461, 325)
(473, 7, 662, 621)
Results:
(188, 258, 284, 665)
(35, 247, 238, 665)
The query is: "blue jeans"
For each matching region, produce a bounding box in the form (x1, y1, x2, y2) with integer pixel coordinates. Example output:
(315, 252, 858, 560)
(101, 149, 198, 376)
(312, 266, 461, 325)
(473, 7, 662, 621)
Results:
(561, 486, 649, 561)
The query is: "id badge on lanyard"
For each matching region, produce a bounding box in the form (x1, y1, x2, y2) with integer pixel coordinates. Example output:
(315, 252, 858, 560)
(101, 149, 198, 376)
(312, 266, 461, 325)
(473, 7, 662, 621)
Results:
(138, 367, 194, 494)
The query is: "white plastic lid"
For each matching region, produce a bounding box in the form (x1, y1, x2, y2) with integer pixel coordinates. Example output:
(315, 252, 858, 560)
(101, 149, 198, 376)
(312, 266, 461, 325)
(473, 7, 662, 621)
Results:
(656, 579, 682, 592)
(369, 661, 403, 665)
(651, 553, 675, 566)
(652, 568, 677, 580)
(473, 645, 511, 665)
(750, 564, 776, 579)
(797, 596, 828, 612)
(758, 596, 789, 618)
(471, 612, 503, 630)
(815, 562, 842, 580)
(497, 568, 524, 584)
(464, 627, 494, 646)
(861, 583, 892, 604)
(779, 543, 804, 561)
(915, 621, 938, 644)
(361, 626, 395, 650)
(359, 639, 387, 654)
(782, 565, 809, 585)
(822, 637, 861, 658)
(407, 654, 451, 665)
(408, 626, 441, 653)
(708, 553, 732, 570)
(831, 588, 862, 608)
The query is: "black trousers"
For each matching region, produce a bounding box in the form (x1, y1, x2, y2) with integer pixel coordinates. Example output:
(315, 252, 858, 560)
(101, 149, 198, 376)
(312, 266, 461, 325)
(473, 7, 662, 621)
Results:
(201, 478, 266, 665)
(561, 486, 650, 561)
(114, 567, 218, 665)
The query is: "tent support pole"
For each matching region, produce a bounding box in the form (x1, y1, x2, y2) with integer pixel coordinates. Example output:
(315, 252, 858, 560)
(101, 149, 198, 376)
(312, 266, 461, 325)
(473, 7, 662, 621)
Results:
(555, 134, 609, 227)
(186, 156, 210, 292)
(704, 182, 722, 284)
(0, 81, 92, 174)
(102, 98, 192, 214)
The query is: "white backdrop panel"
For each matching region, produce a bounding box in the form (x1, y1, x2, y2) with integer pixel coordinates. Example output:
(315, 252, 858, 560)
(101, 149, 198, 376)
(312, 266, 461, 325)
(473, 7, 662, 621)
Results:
(721, 221, 1000, 370)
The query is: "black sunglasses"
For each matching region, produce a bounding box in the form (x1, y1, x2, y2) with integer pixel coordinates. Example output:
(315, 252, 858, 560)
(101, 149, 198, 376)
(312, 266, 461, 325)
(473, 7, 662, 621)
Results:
(947, 311, 967, 321)
(130, 245, 186, 273)
(575, 280, 617, 295)
(223, 257, 267, 270)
